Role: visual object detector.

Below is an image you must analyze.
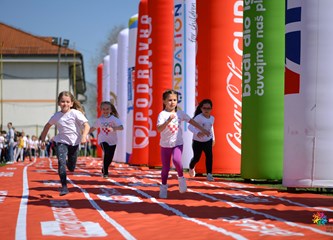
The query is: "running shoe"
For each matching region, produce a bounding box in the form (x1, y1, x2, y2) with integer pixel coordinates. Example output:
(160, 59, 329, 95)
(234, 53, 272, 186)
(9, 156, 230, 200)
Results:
(207, 173, 214, 182)
(189, 168, 196, 177)
(59, 186, 69, 196)
(178, 176, 187, 193)
(159, 184, 168, 198)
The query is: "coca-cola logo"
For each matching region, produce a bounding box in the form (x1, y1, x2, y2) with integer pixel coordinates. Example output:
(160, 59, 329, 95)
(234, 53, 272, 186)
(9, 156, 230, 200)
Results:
(226, 57, 242, 155)
(225, 0, 243, 155)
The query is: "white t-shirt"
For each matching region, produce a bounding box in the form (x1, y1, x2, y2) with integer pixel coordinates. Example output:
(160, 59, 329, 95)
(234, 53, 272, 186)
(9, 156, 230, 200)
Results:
(157, 110, 191, 148)
(93, 115, 122, 145)
(22, 136, 28, 148)
(188, 113, 215, 142)
(0, 135, 4, 149)
(49, 109, 88, 146)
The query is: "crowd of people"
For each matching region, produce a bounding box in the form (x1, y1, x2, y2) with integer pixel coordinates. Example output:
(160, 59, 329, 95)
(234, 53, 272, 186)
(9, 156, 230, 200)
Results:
(0, 122, 98, 164)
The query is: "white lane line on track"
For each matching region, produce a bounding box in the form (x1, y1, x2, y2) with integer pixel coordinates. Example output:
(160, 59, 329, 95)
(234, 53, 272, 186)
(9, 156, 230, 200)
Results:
(189, 181, 333, 237)
(76, 166, 248, 240)
(48, 158, 136, 240)
(15, 159, 36, 240)
(88, 172, 248, 240)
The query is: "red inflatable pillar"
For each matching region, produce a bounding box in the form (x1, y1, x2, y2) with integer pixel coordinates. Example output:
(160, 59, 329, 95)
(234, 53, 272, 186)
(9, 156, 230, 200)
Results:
(196, 0, 243, 174)
(96, 63, 103, 158)
(131, 0, 150, 165)
(148, 0, 174, 167)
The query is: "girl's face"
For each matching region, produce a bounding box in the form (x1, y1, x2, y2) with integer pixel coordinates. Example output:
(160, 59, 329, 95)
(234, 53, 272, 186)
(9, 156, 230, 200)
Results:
(101, 104, 112, 117)
(164, 93, 178, 112)
(58, 95, 73, 113)
(201, 103, 212, 118)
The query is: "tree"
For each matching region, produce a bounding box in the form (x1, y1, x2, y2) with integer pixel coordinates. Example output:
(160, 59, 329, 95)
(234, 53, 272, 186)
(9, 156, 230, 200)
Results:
(90, 24, 125, 75)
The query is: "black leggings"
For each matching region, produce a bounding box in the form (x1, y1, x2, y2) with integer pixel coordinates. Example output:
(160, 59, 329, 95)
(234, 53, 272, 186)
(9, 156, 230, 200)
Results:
(56, 143, 79, 187)
(100, 142, 116, 175)
(189, 139, 213, 174)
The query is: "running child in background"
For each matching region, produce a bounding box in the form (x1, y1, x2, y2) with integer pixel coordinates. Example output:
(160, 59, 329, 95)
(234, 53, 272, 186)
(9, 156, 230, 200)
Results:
(39, 91, 90, 196)
(157, 90, 210, 199)
(188, 99, 215, 182)
(89, 101, 123, 178)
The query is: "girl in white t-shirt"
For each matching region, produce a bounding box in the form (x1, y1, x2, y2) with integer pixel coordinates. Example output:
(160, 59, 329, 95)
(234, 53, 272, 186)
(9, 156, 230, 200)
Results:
(89, 101, 123, 178)
(188, 99, 215, 181)
(157, 90, 210, 198)
(39, 91, 90, 196)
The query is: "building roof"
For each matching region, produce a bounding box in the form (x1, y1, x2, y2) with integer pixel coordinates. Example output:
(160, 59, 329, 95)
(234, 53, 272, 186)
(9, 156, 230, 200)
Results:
(0, 22, 79, 56)
(0, 22, 86, 98)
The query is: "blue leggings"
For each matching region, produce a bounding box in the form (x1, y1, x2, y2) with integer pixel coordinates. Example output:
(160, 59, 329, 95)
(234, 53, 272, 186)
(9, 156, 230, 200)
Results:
(56, 143, 79, 187)
(160, 145, 183, 185)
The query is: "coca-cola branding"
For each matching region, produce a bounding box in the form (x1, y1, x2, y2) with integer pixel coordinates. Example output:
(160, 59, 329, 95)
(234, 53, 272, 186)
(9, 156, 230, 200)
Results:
(226, 57, 242, 155)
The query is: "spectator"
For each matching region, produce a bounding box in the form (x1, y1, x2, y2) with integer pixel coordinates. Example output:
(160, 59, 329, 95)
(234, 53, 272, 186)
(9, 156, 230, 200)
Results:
(6, 122, 15, 162)
(0, 131, 5, 162)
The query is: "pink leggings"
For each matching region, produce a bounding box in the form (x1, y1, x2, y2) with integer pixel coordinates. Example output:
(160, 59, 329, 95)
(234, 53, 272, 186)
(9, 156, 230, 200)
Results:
(160, 145, 184, 185)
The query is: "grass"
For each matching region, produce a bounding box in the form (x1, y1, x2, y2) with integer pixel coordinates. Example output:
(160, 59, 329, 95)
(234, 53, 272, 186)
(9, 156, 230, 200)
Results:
(209, 173, 333, 196)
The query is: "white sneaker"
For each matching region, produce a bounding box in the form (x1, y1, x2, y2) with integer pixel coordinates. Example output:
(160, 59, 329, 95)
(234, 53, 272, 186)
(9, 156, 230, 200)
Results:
(189, 168, 196, 177)
(159, 184, 168, 198)
(178, 176, 187, 193)
(207, 173, 214, 182)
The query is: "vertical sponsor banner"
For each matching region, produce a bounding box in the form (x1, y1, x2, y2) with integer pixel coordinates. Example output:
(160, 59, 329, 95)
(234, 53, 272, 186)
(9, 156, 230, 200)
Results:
(148, 0, 174, 167)
(196, 0, 243, 174)
(109, 44, 118, 105)
(173, 0, 197, 168)
(131, 0, 150, 165)
(127, 14, 138, 163)
(102, 55, 110, 101)
(241, 0, 284, 179)
(96, 63, 103, 157)
(283, 0, 333, 187)
(114, 28, 129, 163)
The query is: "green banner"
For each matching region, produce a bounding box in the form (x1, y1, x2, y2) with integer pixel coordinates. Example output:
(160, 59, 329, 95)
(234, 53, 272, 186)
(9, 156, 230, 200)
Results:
(241, 0, 285, 180)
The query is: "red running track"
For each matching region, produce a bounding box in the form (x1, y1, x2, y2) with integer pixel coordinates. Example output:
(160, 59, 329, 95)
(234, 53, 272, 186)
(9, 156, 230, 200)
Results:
(0, 157, 332, 240)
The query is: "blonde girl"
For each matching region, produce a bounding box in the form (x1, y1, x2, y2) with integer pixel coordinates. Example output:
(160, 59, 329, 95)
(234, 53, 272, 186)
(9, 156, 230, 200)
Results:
(40, 91, 90, 196)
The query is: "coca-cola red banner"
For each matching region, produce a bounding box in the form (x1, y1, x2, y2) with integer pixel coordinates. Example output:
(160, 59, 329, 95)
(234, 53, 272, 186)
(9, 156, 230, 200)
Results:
(196, 0, 243, 174)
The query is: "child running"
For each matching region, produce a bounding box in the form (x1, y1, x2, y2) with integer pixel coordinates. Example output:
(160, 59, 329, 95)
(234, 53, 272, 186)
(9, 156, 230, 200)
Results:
(188, 99, 215, 181)
(157, 90, 210, 198)
(40, 91, 90, 196)
(89, 101, 123, 178)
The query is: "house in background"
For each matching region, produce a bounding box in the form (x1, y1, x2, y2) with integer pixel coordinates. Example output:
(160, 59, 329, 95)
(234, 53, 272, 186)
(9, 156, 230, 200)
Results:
(0, 22, 86, 137)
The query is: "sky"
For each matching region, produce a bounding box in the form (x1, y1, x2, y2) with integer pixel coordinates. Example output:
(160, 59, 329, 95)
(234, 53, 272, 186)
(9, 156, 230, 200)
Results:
(0, 0, 140, 84)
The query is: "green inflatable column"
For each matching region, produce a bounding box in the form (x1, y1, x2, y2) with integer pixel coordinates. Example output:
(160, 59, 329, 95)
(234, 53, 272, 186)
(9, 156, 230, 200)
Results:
(241, 0, 285, 180)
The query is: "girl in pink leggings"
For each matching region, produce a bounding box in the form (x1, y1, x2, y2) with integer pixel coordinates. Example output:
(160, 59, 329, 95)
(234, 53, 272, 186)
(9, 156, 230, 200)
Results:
(157, 90, 210, 198)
